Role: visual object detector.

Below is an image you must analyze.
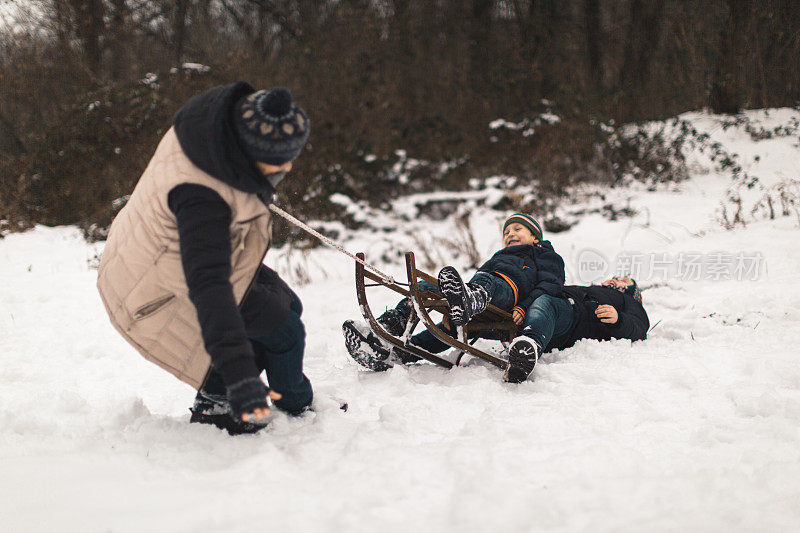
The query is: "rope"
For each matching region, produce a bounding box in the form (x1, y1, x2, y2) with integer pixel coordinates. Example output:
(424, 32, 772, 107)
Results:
(268, 203, 396, 284)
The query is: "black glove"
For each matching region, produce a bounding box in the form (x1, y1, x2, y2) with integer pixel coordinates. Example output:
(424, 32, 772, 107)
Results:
(226, 376, 270, 419)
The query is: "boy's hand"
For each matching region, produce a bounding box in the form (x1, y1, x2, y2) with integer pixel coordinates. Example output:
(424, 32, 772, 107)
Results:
(228, 376, 283, 423)
(241, 390, 282, 423)
(512, 309, 524, 325)
(595, 304, 619, 324)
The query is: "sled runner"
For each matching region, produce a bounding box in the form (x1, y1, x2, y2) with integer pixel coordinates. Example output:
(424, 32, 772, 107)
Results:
(354, 251, 519, 369)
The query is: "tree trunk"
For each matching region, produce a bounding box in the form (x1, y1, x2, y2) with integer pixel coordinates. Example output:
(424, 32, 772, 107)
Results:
(469, 0, 493, 91)
(584, 0, 602, 92)
(67, 0, 105, 77)
(709, 0, 753, 114)
(511, 0, 543, 93)
(0, 110, 25, 156)
(108, 0, 127, 80)
(618, 0, 665, 95)
(173, 0, 190, 65)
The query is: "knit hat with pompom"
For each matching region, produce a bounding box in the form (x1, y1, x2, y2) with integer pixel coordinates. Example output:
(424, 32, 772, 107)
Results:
(233, 87, 310, 165)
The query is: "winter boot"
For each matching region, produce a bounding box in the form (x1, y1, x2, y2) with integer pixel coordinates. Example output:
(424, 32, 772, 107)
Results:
(503, 335, 541, 383)
(342, 319, 419, 371)
(437, 266, 489, 327)
(376, 308, 407, 337)
(342, 319, 395, 371)
(189, 390, 267, 435)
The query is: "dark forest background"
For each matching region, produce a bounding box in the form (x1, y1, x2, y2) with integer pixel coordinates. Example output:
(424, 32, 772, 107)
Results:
(1, 0, 798, 240)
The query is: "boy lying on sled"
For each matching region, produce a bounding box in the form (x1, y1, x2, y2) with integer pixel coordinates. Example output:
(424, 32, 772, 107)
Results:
(343, 213, 568, 383)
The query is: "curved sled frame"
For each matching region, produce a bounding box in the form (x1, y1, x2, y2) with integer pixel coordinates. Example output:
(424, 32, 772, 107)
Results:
(404, 252, 512, 368)
(355, 251, 518, 369)
(355, 253, 454, 368)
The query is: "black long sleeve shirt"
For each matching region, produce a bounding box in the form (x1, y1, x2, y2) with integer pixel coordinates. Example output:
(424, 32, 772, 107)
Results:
(168, 183, 261, 388)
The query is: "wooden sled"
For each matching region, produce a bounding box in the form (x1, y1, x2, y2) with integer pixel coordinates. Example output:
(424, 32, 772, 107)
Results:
(355, 251, 519, 369)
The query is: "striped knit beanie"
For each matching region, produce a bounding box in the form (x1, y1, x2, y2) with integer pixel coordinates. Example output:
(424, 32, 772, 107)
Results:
(503, 213, 543, 242)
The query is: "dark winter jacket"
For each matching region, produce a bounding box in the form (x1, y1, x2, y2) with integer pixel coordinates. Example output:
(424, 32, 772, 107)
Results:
(547, 284, 649, 351)
(477, 241, 565, 318)
(169, 82, 296, 389)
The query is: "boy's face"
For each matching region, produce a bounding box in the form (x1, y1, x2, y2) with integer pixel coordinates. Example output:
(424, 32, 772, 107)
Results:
(255, 161, 293, 175)
(602, 276, 634, 290)
(503, 223, 538, 247)
(255, 160, 293, 187)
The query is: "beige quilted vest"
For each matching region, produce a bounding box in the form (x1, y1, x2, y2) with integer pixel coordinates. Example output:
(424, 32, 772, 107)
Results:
(97, 127, 271, 389)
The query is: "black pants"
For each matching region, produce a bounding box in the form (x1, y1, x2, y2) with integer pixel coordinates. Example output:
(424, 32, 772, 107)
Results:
(203, 296, 313, 415)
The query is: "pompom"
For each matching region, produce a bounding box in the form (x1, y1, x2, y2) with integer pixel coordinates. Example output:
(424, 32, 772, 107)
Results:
(262, 88, 293, 115)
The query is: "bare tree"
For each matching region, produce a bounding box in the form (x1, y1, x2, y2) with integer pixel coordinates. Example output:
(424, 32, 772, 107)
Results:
(584, 0, 602, 92)
(66, 0, 105, 76)
(710, 0, 753, 113)
(0, 108, 25, 156)
(107, 0, 128, 78)
(173, 0, 190, 64)
(618, 0, 666, 96)
(469, 0, 493, 91)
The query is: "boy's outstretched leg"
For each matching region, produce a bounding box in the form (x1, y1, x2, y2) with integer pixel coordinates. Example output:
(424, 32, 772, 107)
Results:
(437, 266, 489, 326)
(504, 294, 574, 383)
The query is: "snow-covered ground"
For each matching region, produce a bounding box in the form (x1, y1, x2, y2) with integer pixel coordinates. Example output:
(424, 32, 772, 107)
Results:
(1, 109, 799, 532)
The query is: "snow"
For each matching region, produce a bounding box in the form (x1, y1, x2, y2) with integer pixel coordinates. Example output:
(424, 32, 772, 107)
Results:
(141, 73, 159, 88)
(181, 63, 211, 73)
(2, 110, 800, 532)
(489, 113, 562, 137)
(168, 63, 212, 76)
(0, 2, 42, 35)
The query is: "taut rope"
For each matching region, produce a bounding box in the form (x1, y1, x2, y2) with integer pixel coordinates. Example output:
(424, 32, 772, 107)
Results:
(268, 203, 396, 285)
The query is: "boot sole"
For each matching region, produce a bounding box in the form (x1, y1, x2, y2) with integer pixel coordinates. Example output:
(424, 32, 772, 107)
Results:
(342, 320, 393, 371)
(504, 339, 539, 383)
(438, 266, 468, 326)
(189, 411, 267, 435)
